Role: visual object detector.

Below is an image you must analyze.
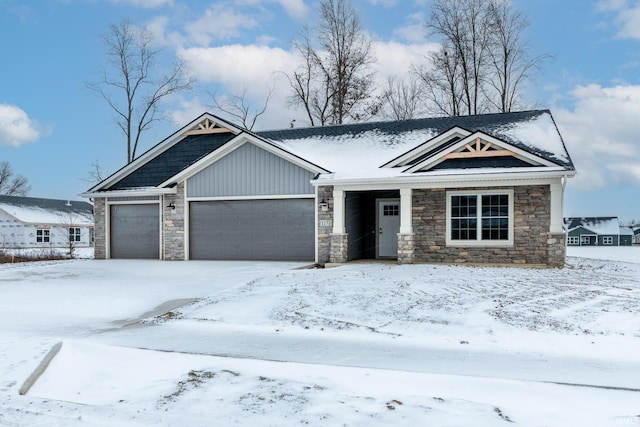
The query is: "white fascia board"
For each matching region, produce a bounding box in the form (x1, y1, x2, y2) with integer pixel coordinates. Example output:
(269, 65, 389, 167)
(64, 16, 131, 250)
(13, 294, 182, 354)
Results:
(159, 133, 329, 188)
(404, 131, 560, 174)
(80, 187, 176, 198)
(312, 169, 574, 191)
(88, 112, 243, 192)
(382, 126, 471, 168)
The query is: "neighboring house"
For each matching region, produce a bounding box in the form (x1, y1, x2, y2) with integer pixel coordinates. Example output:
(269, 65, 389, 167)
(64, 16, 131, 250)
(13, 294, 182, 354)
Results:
(0, 195, 94, 249)
(619, 226, 634, 246)
(83, 110, 575, 266)
(633, 227, 640, 245)
(564, 217, 633, 246)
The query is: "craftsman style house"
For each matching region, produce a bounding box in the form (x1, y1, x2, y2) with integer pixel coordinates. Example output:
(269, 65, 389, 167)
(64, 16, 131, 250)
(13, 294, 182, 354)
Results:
(565, 217, 633, 246)
(0, 195, 94, 249)
(83, 110, 575, 266)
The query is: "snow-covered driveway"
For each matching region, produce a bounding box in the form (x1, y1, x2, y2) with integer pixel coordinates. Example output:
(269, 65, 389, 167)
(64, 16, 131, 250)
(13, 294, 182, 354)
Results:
(1, 249, 639, 426)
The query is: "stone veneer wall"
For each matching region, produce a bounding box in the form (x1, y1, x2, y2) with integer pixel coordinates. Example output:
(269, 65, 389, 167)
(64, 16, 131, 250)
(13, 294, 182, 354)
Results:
(93, 197, 106, 259)
(163, 182, 186, 260)
(413, 185, 558, 265)
(317, 185, 333, 264)
(397, 233, 415, 264)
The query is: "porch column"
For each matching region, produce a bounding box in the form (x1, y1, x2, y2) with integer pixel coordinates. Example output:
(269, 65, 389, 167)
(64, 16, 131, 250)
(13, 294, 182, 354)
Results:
(399, 188, 413, 234)
(330, 189, 348, 263)
(547, 181, 566, 267)
(549, 182, 563, 234)
(332, 189, 345, 234)
(398, 188, 415, 264)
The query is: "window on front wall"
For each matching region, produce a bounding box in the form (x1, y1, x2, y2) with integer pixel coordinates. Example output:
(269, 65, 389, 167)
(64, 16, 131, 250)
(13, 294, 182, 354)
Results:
(447, 191, 513, 246)
(603, 236, 613, 245)
(36, 229, 50, 243)
(69, 227, 81, 242)
(567, 236, 580, 245)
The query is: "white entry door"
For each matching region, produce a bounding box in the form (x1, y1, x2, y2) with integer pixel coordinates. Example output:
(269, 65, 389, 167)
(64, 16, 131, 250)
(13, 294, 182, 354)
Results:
(377, 199, 400, 258)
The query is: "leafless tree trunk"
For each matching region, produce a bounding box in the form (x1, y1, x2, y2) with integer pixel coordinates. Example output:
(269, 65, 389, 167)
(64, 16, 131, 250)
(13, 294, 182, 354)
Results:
(0, 162, 30, 196)
(415, 47, 464, 117)
(209, 84, 275, 131)
(422, 0, 546, 116)
(288, 0, 377, 125)
(87, 20, 192, 163)
(485, 2, 549, 112)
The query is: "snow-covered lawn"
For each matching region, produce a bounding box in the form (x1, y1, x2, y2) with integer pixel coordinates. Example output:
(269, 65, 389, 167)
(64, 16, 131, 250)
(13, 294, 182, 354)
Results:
(1, 248, 639, 426)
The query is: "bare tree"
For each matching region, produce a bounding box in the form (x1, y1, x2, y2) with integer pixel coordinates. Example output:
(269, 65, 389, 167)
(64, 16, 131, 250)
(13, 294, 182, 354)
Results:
(82, 160, 104, 185)
(209, 84, 275, 131)
(288, 0, 377, 125)
(0, 162, 30, 196)
(484, 1, 550, 112)
(381, 76, 424, 120)
(415, 47, 464, 116)
(88, 20, 192, 163)
(422, 0, 546, 116)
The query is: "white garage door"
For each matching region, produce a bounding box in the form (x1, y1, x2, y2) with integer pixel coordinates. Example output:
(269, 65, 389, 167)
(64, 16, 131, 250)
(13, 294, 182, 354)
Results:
(189, 199, 314, 261)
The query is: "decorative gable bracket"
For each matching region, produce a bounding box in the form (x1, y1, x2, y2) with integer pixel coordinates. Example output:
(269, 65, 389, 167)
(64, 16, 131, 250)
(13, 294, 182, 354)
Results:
(183, 118, 233, 136)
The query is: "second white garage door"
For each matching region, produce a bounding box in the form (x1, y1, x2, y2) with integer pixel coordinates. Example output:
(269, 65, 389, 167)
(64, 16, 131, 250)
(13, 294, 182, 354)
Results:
(189, 199, 314, 261)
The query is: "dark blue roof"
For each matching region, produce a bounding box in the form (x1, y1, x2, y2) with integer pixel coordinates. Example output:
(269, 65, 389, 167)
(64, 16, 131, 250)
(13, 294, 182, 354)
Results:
(108, 132, 235, 190)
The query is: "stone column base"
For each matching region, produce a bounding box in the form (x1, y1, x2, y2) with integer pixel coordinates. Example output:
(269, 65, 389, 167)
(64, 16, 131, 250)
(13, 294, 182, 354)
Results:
(397, 233, 415, 264)
(547, 232, 566, 268)
(330, 233, 348, 263)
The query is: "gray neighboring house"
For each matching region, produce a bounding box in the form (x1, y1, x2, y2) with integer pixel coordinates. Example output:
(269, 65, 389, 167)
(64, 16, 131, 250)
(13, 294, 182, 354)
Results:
(564, 217, 633, 246)
(82, 110, 575, 266)
(0, 195, 94, 249)
(633, 227, 640, 245)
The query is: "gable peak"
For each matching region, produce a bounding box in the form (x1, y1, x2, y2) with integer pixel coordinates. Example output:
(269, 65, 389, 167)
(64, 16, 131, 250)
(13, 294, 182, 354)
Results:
(183, 117, 234, 136)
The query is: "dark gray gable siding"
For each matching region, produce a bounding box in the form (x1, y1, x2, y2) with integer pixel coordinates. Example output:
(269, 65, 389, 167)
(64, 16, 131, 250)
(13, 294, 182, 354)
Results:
(187, 142, 315, 197)
(109, 133, 235, 190)
(430, 157, 533, 170)
(567, 226, 596, 237)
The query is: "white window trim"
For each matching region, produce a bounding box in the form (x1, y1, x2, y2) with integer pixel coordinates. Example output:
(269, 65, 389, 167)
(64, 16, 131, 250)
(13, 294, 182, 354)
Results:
(36, 229, 50, 243)
(69, 227, 81, 242)
(446, 189, 514, 247)
(603, 236, 614, 245)
(567, 236, 580, 245)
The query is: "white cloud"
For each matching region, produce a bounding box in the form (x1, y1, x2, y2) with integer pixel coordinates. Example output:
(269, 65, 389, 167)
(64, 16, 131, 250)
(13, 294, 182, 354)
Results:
(392, 12, 427, 43)
(554, 84, 640, 189)
(596, 0, 640, 39)
(372, 40, 438, 81)
(0, 104, 46, 147)
(233, 0, 309, 20)
(184, 4, 259, 45)
(177, 40, 438, 128)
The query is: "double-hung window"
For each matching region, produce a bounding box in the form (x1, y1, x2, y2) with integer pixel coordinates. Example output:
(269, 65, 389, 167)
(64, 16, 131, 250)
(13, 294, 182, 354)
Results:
(603, 236, 614, 245)
(36, 229, 50, 243)
(447, 190, 513, 246)
(567, 236, 580, 245)
(69, 227, 81, 242)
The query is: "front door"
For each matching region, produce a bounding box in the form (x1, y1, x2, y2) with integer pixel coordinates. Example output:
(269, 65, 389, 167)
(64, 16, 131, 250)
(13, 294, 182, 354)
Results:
(377, 199, 400, 258)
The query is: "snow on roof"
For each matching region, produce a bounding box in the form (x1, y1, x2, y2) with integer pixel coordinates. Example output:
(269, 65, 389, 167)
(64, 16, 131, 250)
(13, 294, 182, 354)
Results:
(0, 196, 93, 226)
(565, 217, 621, 235)
(491, 113, 570, 165)
(619, 226, 634, 236)
(262, 110, 573, 182)
(270, 128, 436, 180)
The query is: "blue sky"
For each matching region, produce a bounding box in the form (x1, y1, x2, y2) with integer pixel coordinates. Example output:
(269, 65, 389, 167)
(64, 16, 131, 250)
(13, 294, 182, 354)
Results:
(1, 0, 640, 223)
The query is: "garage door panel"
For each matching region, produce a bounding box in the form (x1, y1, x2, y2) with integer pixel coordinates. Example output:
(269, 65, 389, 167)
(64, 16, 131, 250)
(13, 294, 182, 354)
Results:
(190, 199, 314, 261)
(110, 204, 159, 259)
